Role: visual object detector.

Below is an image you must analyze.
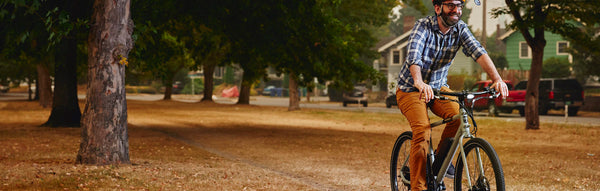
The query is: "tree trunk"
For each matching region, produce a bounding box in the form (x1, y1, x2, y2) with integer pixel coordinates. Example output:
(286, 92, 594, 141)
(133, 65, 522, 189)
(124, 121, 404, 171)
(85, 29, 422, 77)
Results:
(28, 79, 33, 101)
(42, 37, 82, 127)
(201, 63, 216, 102)
(36, 63, 52, 107)
(163, 79, 173, 100)
(77, 0, 133, 165)
(288, 72, 300, 111)
(525, 47, 542, 130)
(524, 41, 545, 130)
(237, 69, 251, 105)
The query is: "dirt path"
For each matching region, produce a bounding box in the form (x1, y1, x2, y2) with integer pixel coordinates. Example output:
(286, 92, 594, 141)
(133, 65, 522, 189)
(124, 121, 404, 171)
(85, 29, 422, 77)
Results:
(148, 127, 342, 190)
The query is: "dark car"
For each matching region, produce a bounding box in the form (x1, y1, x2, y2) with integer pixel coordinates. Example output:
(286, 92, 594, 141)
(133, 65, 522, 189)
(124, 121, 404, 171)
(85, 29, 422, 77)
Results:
(0, 84, 9, 93)
(172, 81, 184, 94)
(342, 87, 368, 107)
(261, 85, 276, 96)
(386, 94, 397, 108)
(514, 78, 584, 116)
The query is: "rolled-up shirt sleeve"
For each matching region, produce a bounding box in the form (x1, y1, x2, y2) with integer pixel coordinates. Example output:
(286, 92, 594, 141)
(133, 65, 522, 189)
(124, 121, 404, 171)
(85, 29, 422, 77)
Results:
(405, 21, 429, 68)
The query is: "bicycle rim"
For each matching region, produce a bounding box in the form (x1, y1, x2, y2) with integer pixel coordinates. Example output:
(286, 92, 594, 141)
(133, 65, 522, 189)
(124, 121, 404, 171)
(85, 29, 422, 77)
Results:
(454, 138, 505, 191)
(390, 132, 412, 191)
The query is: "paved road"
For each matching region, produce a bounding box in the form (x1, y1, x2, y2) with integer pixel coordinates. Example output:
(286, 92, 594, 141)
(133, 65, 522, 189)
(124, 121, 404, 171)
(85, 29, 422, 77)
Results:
(2, 92, 598, 126)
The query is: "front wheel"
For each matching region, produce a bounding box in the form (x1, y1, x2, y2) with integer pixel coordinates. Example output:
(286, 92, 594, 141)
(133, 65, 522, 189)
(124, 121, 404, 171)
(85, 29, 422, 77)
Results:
(454, 138, 505, 191)
(390, 132, 412, 191)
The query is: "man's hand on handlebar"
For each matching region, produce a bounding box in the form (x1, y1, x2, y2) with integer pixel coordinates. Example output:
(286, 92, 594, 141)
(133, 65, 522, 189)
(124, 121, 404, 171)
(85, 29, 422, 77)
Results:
(490, 80, 509, 98)
(415, 81, 434, 103)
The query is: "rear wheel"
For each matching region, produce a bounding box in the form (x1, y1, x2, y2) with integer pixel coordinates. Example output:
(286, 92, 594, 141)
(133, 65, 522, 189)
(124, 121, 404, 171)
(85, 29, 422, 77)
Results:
(390, 132, 412, 191)
(454, 138, 505, 191)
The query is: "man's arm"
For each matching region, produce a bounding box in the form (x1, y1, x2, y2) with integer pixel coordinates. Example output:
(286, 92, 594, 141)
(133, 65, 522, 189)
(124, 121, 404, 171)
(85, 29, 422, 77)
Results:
(410, 65, 434, 103)
(475, 54, 509, 97)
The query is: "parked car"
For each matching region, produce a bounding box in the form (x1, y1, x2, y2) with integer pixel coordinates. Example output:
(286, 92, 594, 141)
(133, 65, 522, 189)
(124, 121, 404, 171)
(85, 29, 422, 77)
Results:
(172, 81, 184, 94)
(261, 85, 276, 96)
(386, 94, 397, 108)
(342, 87, 368, 107)
(512, 78, 584, 116)
(0, 84, 9, 93)
(468, 80, 514, 116)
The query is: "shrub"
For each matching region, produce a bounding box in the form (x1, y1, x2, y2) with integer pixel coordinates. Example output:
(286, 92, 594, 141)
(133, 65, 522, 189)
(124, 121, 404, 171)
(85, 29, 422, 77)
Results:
(542, 57, 571, 78)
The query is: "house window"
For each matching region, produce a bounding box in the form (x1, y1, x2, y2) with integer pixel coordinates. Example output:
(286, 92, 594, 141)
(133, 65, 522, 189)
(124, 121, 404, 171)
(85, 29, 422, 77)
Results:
(214, 67, 224, 78)
(557, 41, 569, 55)
(519, 41, 531, 59)
(392, 50, 400, 65)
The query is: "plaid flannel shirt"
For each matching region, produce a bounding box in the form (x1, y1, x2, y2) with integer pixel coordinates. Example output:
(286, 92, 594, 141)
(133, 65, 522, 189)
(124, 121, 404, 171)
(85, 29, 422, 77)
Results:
(397, 15, 487, 93)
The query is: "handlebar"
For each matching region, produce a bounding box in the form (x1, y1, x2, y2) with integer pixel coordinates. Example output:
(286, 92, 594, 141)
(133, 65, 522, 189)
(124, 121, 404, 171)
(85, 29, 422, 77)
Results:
(433, 88, 500, 102)
(432, 88, 500, 134)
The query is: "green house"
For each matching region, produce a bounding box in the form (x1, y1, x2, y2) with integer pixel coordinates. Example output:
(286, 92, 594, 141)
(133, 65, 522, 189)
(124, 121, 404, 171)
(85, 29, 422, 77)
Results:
(499, 30, 572, 70)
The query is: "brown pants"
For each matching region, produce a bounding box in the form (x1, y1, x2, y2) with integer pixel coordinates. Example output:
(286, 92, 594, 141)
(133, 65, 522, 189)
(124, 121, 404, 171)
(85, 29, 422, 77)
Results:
(396, 86, 460, 191)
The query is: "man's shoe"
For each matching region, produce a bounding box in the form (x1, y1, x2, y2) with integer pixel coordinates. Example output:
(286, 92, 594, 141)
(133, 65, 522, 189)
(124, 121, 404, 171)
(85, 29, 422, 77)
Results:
(445, 164, 455, 179)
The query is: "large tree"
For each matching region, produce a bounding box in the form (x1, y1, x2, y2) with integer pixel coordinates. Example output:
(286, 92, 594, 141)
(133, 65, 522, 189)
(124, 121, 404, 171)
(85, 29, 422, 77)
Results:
(1, 0, 91, 127)
(278, 0, 396, 110)
(77, 0, 133, 165)
(492, 0, 600, 129)
(217, 0, 396, 109)
(130, 26, 191, 100)
(129, 0, 198, 100)
(0, 1, 56, 107)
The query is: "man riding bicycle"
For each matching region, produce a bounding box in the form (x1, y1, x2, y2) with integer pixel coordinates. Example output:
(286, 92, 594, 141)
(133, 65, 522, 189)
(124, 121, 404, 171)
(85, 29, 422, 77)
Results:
(394, 0, 509, 190)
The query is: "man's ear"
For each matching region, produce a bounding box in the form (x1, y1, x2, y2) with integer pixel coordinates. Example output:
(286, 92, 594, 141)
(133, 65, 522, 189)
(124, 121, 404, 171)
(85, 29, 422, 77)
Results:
(434, 5, 441, 15)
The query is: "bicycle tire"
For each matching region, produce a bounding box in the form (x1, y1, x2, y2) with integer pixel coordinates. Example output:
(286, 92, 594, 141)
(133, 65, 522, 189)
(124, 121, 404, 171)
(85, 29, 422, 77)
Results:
(454, 138, 505, 191)
(390, 131, 412, 191)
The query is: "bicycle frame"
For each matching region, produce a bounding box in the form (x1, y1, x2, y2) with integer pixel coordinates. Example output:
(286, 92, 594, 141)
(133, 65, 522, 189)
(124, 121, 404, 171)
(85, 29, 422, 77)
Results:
(430, 90, 496, 188)
(431, 107, 472, 186)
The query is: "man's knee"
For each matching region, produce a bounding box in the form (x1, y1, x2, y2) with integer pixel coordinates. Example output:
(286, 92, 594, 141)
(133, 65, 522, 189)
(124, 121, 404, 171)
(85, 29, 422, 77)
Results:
(411, 127, 430, 144)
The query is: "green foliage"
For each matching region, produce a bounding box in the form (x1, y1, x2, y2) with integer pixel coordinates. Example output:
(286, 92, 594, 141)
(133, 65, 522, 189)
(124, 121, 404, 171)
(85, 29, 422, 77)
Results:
(1, 0, 91, 88)
(569, 25, 600, 82)
(463, 76, 478, 91)
(491, 1, 600, 45)
(223, 66, 235, 85)
(390, 0, 472, 36)
(542, 57, 571, 78)
(181, 78, 204, 94)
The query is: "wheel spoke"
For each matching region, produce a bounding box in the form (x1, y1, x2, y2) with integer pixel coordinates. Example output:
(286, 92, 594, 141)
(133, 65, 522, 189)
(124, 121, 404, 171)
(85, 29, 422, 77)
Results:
(455, 138, 505, 191)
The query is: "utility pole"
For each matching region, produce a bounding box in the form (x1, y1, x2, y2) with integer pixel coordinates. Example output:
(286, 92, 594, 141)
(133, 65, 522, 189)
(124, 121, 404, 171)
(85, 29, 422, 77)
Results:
(481, 0, 487, 47)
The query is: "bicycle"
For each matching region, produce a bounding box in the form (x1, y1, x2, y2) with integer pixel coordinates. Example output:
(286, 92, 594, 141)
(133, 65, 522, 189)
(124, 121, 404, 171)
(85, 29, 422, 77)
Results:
(390, 88, 505, 191)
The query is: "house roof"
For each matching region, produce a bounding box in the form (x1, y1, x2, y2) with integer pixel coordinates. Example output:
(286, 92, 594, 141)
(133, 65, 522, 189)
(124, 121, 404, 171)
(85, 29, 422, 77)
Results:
(377, 31, 411, 52)
(497, 29, 515, 41)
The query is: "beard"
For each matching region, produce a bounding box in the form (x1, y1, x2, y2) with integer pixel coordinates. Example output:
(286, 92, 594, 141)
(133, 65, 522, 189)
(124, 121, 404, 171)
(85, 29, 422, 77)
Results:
(440, 11, 462, 27)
